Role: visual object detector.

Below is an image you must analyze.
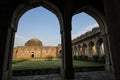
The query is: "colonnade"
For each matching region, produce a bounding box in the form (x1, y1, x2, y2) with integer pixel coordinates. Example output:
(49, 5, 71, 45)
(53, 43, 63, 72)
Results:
(0, 0, 120, 80)
(72, 27, 104, 57)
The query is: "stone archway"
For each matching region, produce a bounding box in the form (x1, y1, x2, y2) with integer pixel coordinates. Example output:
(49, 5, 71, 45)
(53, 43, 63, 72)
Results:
(72, 6, 111, 71)
(78, 45, 82, 56)
(88, 41, 96, 57)
(58, 50, 62, 58)
(82, 43, 87, 56)
(96, 38, 104, 56)
(74, 46, 78, 56)
(0, 0, 120, 80)
(9, 0, 63, 79)
(10, 0, 74, 79)
(11, 0, 63, 32)
(31, 53, 34, 58)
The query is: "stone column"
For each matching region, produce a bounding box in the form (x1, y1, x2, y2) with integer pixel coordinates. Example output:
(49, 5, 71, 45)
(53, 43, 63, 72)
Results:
(61, 25, 74, 79)
(7, 29, 16, 80)
(0, 1, 13, 80)
(0, 27, 14, 80)
(102, 35, 112, 71)
(88, 47, 93, 58)
(61, 0, 74, 78)
(79, 48, 82, 56)
(61, 17, 74, 79)
(104, 0, 120, 80)
(75, 48, 77, 56)
(82, 47, 85, 56)
(95, 45, 100, 56)
(78, 47, 80, 56)
(77, 47, 80, 56)
(72, 47, 74, 57)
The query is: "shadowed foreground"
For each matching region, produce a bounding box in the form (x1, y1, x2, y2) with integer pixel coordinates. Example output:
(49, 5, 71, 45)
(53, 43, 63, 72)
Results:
(12, 71, 115, 80)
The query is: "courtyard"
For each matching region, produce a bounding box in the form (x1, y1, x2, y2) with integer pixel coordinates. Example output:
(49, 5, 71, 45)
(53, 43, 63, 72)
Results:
(12, 58, 104, 76)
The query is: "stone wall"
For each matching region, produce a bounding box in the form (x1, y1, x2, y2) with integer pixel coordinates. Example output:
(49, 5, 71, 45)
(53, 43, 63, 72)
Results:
(72, 27, 104, 58)
(13, 46, 59, 59)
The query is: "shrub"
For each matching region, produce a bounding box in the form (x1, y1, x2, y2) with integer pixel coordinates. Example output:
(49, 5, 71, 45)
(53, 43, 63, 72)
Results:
(73, 55, 78, 60)
(78, 55, 89, 61)
(98, 55, 105, 63)
(83, 55, 89, 61)
(78, 55, 83, 60)
(46, 55, 53, 61)
(93, 55, 99, 62)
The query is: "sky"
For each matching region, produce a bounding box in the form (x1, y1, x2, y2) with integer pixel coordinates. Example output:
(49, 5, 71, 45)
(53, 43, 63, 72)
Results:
(14, 7, 98, 47)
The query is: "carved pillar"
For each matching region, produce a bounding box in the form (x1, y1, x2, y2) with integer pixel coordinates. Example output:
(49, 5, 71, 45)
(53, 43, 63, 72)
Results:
(104, 0, 120, 80)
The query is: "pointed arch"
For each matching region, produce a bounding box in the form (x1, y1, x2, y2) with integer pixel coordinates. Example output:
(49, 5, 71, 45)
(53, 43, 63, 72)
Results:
(73, 5, 108, 36)
(11, 0, 62, 33)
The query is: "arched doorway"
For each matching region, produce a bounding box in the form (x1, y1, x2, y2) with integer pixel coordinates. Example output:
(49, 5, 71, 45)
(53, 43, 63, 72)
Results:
(10, 0, 63, 79)
(88, 41, 96, 57)
(31, 54, 34, 58)
(72, 6, 111, 71)
(82, 43, 87, 56)
(96, 38, 104, 56)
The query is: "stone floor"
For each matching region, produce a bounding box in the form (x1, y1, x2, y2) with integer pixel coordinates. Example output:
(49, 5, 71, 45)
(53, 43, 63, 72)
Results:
(12, 71, 115, 80)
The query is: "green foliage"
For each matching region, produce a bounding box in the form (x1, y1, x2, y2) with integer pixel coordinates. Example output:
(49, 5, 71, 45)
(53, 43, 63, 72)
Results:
(46, 55, 53, 61)
(93, 55, 99, 62)
(73, 55, 78, 60)
(78, 55, 83, 60)
(77, 55, 89, 61)
(12, 58, 104, 71)
(12, 59, 61, 70)
(12, 58, 28, 64)
(83, 55, 89, 61)
(98, 55, 105, 63)
(12, 59, 105, 76)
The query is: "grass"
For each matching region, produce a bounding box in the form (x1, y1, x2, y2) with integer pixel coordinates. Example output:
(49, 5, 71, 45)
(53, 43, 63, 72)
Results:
(73, 60, 104, 68)
(12, 58, 104, 71)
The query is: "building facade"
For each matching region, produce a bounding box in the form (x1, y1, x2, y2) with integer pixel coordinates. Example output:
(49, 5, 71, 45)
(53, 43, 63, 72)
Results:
(13, 38, 61, 59)
(72, 27, 104, 58)
(13, 27, 103, 59)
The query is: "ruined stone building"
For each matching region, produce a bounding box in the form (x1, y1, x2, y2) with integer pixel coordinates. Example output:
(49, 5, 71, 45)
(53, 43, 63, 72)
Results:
(0, 0, 120, 80)
(13, 27, 103, 59)
(72, 27, 104, 58)
(13, 38, 61, 59)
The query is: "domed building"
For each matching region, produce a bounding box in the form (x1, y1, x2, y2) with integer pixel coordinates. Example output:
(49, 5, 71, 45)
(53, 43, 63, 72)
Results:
(25, 38, 43, 46)
(13, 38, 61, 59)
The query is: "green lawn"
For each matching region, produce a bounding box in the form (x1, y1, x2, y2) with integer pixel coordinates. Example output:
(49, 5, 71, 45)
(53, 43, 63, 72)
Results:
(12, 58, 104, 70)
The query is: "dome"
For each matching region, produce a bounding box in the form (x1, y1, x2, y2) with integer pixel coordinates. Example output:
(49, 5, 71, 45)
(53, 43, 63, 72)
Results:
(25, 38, 42, 46)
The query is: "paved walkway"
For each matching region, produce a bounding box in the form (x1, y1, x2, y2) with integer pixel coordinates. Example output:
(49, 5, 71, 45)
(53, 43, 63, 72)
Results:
(12, 71, 115, 80)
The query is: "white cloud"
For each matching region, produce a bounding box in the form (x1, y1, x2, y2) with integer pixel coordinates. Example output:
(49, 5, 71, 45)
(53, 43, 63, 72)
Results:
(72, 23, 99, 39)
(14, 35, 28, 47)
